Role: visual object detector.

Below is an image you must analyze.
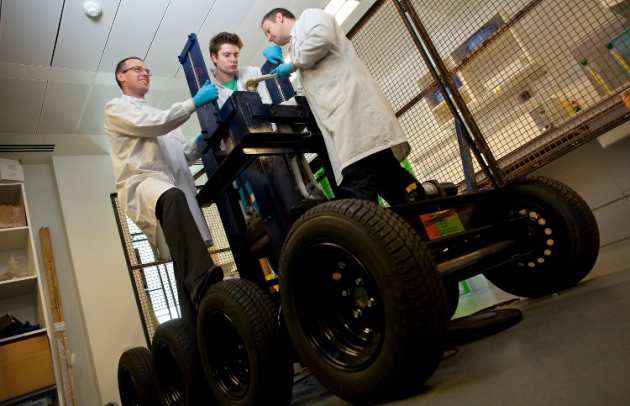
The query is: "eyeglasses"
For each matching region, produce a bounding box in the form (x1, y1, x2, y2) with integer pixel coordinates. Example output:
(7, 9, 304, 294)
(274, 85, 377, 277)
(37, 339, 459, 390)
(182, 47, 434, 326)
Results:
(122, 65, 152, 76)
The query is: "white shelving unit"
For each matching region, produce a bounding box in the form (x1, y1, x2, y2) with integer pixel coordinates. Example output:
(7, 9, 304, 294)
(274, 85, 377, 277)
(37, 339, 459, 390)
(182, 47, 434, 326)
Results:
(422, 13, 549, 130)
(0, 182, 61, 404)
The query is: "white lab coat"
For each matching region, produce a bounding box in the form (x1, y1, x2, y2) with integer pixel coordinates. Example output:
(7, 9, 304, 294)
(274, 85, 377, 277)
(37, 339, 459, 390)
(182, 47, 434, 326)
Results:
(104, 95, 211, 257)
(211, 66, 273, 107)
(290, 9, 410, 185)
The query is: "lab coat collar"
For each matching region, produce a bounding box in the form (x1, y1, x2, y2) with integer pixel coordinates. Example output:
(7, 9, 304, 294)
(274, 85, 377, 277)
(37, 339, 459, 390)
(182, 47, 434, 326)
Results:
(121, 94, 147, 105)
(290, 21, 297, 39)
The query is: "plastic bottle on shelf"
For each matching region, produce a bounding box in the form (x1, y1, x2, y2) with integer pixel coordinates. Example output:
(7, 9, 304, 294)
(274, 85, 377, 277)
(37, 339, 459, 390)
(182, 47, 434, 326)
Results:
(6, 253, 27, 278)
(607, 43, 630, 77)
(580, 58, 612, 95)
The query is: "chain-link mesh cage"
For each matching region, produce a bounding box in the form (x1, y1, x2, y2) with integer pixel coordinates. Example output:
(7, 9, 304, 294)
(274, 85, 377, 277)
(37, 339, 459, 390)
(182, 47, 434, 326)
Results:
(111, 193, 237, 343)
(349, 0, 630, 184)
(202, 203, 238, 278)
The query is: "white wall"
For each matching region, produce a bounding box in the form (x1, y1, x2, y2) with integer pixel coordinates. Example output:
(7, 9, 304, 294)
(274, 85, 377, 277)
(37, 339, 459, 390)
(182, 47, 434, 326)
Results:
(51, 155, 145, 404)
(534, 133, 630, 277)
(22, 163, 101, 406)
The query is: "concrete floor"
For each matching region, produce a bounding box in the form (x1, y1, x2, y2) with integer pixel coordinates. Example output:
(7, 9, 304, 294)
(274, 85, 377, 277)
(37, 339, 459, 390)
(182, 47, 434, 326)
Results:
(291, 267, 630, 405)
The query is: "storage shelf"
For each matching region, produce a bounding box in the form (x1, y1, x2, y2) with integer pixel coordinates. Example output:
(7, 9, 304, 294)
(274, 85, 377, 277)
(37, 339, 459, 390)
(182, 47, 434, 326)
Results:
(0, 275, 37, 297)
(467, 63, 547, 116)
(0, 384, 56, 405)
(0, 227, 28, 250)
(0, 328, 46, 346)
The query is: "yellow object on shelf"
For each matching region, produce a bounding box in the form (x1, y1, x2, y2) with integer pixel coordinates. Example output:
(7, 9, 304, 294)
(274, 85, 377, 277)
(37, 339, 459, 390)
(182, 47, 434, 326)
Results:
(559, 99, 576, 117)
(607, 43, 630, 76)
(580, 58, 612, 95)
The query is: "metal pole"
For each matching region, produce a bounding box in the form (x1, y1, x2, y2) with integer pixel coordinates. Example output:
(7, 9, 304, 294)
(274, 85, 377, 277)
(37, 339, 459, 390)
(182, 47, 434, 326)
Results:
(110, 194, 152, 347)
(454, 117, 478, 192)
(393, 0, 506, 187)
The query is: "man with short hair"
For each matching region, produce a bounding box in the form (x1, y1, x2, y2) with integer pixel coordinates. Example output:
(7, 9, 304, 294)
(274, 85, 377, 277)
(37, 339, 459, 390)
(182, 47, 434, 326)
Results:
(105, 56, 223, 322)
(261, 8, 424, 205)
(209, 31, 324, 203)
(208, 31, 272, 106)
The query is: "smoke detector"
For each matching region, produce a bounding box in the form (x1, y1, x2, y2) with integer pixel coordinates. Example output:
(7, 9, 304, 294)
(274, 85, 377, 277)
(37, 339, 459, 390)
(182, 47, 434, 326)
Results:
(83, 1, 103, 19)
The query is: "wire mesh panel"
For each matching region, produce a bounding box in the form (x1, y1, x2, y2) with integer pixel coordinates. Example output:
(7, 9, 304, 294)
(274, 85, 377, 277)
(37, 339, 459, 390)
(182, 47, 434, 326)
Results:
(195, 165, 238, 278)
(202, 204, 238, 278)
(350, 0, 472, 182)
(350, 0, 630, 183)
(350, 1, 433, 111)
(111, 193, 237, 343)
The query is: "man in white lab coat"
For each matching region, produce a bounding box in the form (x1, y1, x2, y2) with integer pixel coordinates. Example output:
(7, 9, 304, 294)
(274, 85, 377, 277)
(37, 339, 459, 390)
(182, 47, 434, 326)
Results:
(260, 8, 425, 205)
(208, 32, 272, 107)
(104, 56, 224, 321)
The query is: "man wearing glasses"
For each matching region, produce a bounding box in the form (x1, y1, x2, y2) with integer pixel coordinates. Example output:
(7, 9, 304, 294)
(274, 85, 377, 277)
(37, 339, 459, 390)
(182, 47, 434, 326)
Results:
(105, 56, 224, 323)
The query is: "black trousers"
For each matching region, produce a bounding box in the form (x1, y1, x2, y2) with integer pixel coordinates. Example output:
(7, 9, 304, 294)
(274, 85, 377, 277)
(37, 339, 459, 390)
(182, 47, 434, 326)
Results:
(155, 188, 221, 322)
(338, 148, 424, 205)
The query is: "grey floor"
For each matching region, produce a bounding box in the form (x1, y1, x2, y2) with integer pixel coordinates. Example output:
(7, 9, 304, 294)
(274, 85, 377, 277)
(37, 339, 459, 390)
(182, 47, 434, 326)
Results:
(291, 267, 630, 405)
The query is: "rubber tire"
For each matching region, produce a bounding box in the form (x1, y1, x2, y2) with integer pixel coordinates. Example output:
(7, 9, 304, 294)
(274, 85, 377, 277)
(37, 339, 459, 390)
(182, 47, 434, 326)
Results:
(118, 347, 161, 406)
(443, 278, 460, 320)
(484, 175, 599, 297)
(279, 199, 448, 403)
(197, 279, 293, 406)
(151, 318, 211, 405)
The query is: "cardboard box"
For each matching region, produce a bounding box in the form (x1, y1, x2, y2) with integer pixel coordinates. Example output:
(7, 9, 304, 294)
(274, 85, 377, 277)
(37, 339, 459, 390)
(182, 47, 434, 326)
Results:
(0, 159, 24, 183)
(0, 333, 55, 401)
(0, 204, 26, 229)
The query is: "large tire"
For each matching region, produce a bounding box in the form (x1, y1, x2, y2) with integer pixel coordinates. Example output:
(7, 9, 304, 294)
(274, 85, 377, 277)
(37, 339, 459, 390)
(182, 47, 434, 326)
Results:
(118, 347, 161, 406)
(443, 278, 460, 320)
(279, 199, 448, 403)
(196, 279, 293, 406)
(151, 318, 211, 405)
(484, 176, 599, 297)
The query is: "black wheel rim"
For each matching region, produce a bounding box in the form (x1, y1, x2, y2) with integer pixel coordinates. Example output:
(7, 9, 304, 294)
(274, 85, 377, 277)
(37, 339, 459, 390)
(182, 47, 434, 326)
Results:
(155, 345, 184, 406)
(203, 312, 250, 399)
(294, 242, 384, 371)
(510, 197, 567, 271)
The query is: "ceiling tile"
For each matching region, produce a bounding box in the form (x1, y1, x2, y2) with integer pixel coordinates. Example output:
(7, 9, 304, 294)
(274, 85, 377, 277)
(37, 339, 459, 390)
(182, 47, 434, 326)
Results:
(0, 77, 47, 133)
(38, 82, 92, 134)
(98, 0, 170, 72)
(191, 0, 252, 73)
(76, 83, 121, 134)
(0, 0, 64, 66)
(52, 0, 120, 71)
(233, 1, 294, 67)
(144, 0, 218, 77)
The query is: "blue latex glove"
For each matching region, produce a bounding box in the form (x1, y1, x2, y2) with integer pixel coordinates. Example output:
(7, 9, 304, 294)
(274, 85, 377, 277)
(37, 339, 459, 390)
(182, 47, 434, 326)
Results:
(193, 80, 219, 107)
(272, 63, 295, 78)
(263, 45, 284, 64)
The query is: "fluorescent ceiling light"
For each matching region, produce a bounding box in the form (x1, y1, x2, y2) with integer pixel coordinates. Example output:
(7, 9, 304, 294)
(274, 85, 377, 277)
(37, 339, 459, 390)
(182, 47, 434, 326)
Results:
(324, 0, 360, 25)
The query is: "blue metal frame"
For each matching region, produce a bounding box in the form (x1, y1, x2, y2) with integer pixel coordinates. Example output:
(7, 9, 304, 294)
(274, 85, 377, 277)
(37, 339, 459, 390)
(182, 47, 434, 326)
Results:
(178, 33, 334, 283)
